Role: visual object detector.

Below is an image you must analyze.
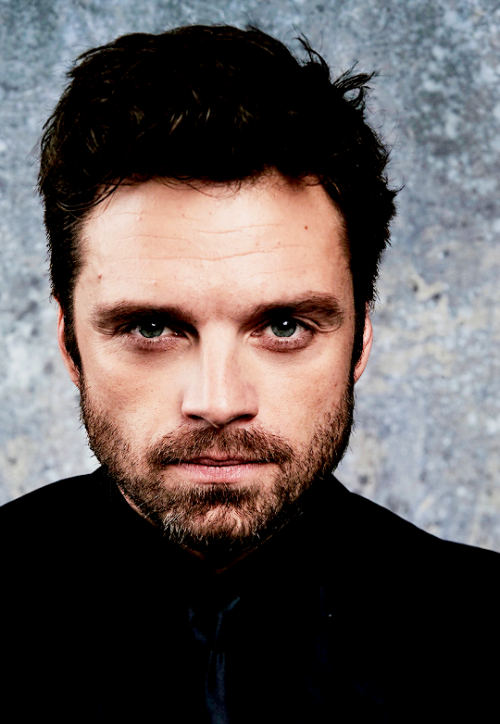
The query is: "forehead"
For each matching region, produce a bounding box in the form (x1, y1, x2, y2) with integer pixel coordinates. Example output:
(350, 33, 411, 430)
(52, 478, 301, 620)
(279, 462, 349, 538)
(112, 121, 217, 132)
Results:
(76, 176, 352, 315)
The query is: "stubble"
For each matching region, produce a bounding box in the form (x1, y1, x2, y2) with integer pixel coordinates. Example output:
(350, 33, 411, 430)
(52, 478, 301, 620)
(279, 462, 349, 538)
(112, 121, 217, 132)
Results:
(80, 377, 354, 562)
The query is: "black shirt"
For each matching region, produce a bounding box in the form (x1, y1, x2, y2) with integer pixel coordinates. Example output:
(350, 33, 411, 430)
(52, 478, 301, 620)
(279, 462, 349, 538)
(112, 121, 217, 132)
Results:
(2, 468, 499, 722)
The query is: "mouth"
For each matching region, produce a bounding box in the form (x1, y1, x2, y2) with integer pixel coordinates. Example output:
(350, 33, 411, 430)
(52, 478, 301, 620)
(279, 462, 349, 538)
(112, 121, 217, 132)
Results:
(173, 456, 268, 483)
(184, 456, 263, 466)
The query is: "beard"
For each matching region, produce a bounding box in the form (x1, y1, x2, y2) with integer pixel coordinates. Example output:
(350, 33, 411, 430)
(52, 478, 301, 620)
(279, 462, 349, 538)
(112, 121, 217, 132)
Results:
(80, 377, 354, 564)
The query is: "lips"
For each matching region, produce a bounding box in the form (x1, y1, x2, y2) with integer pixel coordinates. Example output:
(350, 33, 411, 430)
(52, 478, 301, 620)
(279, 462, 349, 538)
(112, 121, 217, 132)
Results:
(184, 456, 261, 466)
(174, 456, 267, 483)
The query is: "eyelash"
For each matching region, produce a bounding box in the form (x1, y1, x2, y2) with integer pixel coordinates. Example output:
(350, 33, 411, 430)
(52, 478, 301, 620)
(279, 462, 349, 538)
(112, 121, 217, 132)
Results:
(121, 317, 316, 352)
(254, 319, 314, 351)
(122, 321, 181, 350)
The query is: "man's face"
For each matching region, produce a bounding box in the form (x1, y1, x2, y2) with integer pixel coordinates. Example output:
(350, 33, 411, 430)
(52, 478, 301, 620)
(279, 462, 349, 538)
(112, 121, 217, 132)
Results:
(59, 176, 372, 563)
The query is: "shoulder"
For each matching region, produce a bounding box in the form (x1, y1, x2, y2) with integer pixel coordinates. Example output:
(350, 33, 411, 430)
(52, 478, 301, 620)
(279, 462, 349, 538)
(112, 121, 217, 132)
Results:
(323, 480, 500, 655)
(0, 468, 106, 545)
(322, 479, 500, 601)
(1, 469, 111, 619)
(334, 477, 499, 558)
(331, 482, 500, 718)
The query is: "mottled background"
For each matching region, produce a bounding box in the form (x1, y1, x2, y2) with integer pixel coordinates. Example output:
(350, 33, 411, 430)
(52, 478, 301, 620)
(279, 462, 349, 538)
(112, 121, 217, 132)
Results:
(1, 0, 500, 551)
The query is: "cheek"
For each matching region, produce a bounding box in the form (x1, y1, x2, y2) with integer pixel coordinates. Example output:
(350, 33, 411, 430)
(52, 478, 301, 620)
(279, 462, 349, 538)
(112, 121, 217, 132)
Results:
(81, 349, 180, 423)
(259, 347, 352, 432)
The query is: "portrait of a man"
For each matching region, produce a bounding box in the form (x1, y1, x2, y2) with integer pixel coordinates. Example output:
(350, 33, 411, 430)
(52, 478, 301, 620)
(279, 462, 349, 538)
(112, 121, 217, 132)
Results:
(2, 9, 499, 723)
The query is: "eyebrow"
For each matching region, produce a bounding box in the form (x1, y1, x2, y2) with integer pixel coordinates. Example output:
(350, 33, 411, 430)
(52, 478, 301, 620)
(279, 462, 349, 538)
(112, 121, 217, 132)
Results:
(92, 302, 195, 332)
(92, 293, 345, 331)
(251, 294, 345, 327)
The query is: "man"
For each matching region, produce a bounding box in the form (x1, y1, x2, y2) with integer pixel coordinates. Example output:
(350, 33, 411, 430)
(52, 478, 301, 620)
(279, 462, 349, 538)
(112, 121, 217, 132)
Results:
(2, 24, 498, 723)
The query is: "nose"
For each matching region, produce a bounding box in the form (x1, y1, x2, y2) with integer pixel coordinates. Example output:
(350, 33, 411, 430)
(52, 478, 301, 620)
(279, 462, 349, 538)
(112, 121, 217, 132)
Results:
(181, 330, 259, 428)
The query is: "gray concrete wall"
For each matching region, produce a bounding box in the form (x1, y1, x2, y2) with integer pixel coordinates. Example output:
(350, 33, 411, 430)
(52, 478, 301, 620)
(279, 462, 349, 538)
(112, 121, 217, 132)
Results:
(2, 0, 500, 551)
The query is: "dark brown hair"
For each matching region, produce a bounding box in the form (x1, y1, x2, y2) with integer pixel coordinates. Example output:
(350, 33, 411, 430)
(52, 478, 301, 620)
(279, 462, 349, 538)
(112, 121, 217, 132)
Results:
(38, 24, 397, 366)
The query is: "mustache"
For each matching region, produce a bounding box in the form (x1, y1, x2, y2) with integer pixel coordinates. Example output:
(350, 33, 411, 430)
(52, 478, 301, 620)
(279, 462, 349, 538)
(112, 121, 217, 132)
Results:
(147, 425, 295, 468)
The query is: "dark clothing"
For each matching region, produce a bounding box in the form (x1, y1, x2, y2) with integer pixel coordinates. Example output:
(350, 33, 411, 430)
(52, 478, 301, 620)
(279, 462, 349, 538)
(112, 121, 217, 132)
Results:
(1, 468, 499, 722)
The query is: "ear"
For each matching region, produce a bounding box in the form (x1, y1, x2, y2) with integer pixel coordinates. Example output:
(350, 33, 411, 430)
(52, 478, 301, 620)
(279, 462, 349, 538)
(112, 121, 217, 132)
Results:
(353, 310, 373, 383)
(57, 303, 81, 388)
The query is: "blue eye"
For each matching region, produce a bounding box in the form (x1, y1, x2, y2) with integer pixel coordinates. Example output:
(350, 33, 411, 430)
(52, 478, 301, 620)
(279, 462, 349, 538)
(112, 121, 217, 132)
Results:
(270, 319, 297, 338)
(137, 321, 165, 338)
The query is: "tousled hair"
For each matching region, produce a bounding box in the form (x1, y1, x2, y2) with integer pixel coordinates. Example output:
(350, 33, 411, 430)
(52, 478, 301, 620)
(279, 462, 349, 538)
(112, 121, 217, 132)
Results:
(38, 24, 397, 366)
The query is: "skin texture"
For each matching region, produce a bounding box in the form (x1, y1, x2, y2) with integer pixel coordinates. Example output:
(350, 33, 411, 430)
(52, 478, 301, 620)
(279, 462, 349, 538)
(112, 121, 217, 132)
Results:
(58, 175, 372, 568)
